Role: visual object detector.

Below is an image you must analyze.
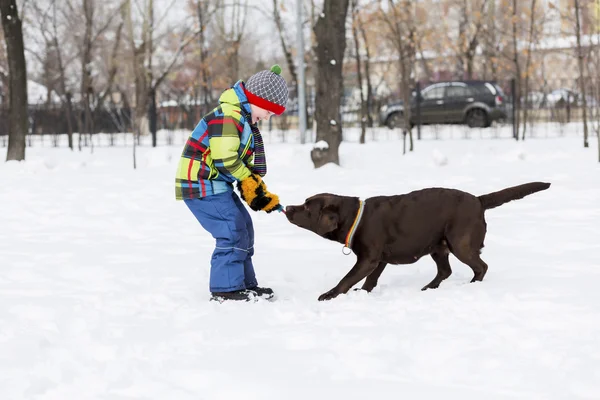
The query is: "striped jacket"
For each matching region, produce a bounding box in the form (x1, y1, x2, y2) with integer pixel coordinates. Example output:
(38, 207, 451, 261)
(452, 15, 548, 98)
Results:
(175, 81, 255, 200)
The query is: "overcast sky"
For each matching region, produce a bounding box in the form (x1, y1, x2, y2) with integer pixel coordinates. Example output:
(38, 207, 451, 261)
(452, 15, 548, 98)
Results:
(153, 0, 305, 62)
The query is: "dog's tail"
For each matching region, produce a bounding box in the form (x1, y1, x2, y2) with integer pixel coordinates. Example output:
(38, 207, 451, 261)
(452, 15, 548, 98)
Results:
(478, 182, 550, 210)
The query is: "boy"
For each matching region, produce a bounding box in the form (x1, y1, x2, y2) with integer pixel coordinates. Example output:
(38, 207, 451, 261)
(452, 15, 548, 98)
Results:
(175, 65, 288, 302)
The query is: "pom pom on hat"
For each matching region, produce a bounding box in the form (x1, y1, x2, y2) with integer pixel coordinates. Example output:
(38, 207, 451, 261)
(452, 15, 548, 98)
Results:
(244, 64, 288, 115)
(270, 64, 282, 75)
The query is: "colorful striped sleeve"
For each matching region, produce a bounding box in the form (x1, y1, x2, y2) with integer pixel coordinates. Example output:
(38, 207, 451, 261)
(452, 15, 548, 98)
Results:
(207, 107, 251, 182)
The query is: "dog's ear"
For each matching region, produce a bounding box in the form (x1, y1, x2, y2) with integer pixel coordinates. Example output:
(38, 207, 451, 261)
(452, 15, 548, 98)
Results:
(316, 209, 339, 236)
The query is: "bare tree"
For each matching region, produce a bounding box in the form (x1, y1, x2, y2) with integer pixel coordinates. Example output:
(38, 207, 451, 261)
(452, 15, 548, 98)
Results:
(510, 0, 522, 140)
(193, 0, 219, 116)
(351, 0, 367, 143)
(574, 0, 590, 148)
(269, 0, 311, 132)
(521, 0, 538, 140)
(380, 0, 417, 153)
(272, 0, 298, 86)
(455, 0, 489, 79)
(548, 0, 592, 147)
(29, 1, 77, 149)
(30, 1, 124, 150)
(357, 8, 374, 129)
(123, 0, 199, 166)
(481, 0, 501, 80)
(79, 0, 94, 150)
(1, 0, 28, 161)
(311, 0, 350, 168)
(123, 0, 145, 167)
(54, 0, 123, 151)
(591, 0, 600, 161)
(214, 0, 249, 83)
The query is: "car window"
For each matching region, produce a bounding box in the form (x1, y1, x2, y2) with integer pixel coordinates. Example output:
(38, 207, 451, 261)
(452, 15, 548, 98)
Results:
(470, 84, 493, 96)
(422, 86, 445, 100)
(446, 86, 472, 98)
(493, 84, 505, 96)
(484, 82, 497, 95)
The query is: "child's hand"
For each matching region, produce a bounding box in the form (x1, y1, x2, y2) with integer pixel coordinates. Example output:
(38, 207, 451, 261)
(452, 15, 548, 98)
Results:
(237, 174, 282, 213)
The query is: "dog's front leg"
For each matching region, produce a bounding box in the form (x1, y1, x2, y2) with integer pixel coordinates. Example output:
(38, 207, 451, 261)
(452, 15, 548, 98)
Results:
(318, 258, 379, 301)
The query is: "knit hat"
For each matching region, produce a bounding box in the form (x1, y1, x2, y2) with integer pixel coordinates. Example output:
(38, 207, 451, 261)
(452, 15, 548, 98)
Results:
(244, 64, 289, 115)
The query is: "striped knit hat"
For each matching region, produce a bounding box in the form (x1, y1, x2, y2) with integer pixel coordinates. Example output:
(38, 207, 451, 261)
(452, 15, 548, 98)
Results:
(244, 64, 288, 115)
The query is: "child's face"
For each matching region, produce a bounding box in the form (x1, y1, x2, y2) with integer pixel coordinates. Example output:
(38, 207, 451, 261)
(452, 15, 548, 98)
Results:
(250, 104, 275, 124)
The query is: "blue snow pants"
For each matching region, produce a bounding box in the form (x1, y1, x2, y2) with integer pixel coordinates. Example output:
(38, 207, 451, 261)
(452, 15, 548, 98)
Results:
(184, 191, 257, 292)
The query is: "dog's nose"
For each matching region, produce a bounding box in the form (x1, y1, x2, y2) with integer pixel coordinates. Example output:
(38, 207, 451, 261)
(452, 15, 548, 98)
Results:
(285, 205, 298, 216)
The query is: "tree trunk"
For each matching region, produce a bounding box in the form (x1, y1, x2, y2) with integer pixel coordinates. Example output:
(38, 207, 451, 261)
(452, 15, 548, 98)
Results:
(511, 0, 521, 141)
(400, 28, 416, 152)
(463, 0, 487, 79)
(124, 0, 148, 142)
(273, 0, 298, 86)
(382, 0, 416, 152)
(351, 0, 367, 144)
(597, 11, 600, 162)
(358, 15, 374, 128)
(457, 0, 468, 78)
(81, 0, 94, 150)
(65, 92, 74, 150)
(416, 41, 432, 82)
(196, 0, 214, 116)
(311, 0, 350, 168)
(219, 0, 246, 84)
(46, 1, 75, 150)
(52, 30, 74, 149)
(522, 0, 537, 140)
(1, 0, 28, 161)
(574, 0, 589, 148)
(273, 0, 306, 136)
(149, 87, 157, 147)
(146, 0, 155, 147)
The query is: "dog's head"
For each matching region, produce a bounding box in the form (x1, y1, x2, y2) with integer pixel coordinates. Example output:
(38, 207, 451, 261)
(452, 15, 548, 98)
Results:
(285, 193, 351, 239)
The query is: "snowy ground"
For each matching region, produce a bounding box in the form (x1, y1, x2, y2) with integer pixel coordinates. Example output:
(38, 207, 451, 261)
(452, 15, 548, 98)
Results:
(1, 125, 599, 399)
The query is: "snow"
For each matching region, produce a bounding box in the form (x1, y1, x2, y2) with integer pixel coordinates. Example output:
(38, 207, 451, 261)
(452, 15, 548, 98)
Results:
(330, 59, 337, 65)
(313, 140, 329, 150)
(1, 125, 600, 399)
(432, 148, 448, 166)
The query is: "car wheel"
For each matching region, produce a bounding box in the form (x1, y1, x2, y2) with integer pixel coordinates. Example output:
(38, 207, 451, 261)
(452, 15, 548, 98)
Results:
(386, 112, 402, 129)
(466, 109, 489, 128)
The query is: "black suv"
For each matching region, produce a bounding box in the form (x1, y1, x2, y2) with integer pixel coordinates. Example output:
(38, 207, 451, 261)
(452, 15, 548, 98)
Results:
(379, 81, 507, 129)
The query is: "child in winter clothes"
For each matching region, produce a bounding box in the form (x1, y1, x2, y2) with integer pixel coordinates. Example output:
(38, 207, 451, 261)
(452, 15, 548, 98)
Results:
(175, 65, 288, 302)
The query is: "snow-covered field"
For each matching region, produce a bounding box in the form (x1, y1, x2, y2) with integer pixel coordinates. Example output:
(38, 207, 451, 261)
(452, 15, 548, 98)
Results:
(1, 125, 599, 399)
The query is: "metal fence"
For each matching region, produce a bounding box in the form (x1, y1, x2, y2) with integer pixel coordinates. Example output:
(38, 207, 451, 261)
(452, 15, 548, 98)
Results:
(1, 78, 599, 145)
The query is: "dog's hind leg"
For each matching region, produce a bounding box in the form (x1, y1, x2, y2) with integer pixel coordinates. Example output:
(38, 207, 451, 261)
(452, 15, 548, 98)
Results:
(454, 250, 488, 283)
(447, 223, 489, 283)
(422, 246, 452, 291)
(361, 262, 388, 292)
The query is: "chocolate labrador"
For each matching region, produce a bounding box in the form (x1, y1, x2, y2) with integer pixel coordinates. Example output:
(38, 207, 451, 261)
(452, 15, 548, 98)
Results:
(285, 182, 550, 301)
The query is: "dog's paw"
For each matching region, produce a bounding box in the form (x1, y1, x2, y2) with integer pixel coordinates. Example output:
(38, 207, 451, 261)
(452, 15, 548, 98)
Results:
(360, 285, 375, 292)
(421, 281, 442, 291)
(318, 288, 340, 301)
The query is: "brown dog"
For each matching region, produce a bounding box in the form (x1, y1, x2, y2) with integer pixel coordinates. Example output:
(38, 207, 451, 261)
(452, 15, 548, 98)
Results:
(285, 182, 550, 301)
